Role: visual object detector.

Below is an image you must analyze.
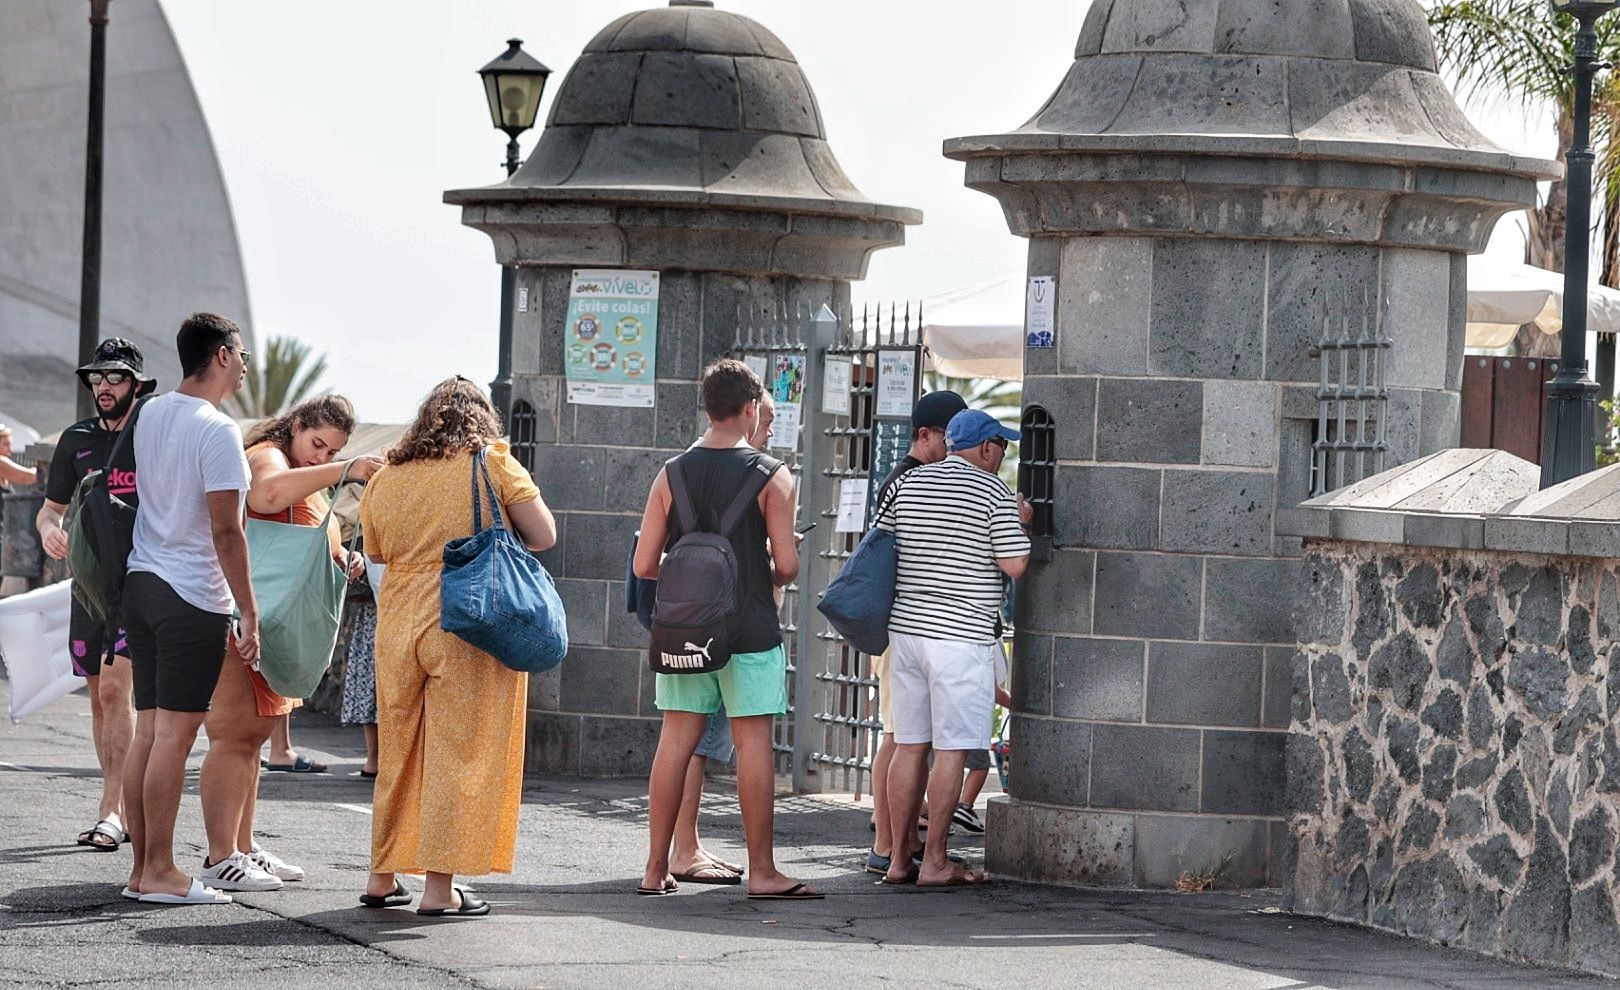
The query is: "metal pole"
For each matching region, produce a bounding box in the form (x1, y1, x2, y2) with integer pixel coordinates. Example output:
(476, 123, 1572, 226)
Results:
(791, 303, 839, 793)
(77, 0, 111, 422)
(490, 135, 522, 426)
(1542, 8, 1606, 488)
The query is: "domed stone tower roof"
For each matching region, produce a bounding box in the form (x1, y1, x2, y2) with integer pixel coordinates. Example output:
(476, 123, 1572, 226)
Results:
(446, 1, 916, 279)
(504, 0, 914, 222)
(946, 0, 1554, 177)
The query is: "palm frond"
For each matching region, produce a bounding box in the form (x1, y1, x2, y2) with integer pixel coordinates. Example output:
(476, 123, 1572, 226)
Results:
(225, 334, 330, 419)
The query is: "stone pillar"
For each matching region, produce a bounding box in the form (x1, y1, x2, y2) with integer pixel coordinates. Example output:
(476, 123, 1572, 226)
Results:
(445, 0, 918, 776)
(946, 0, 1553, 887)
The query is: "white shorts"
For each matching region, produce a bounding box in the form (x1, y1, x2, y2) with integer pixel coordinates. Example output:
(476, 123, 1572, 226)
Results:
(889, 631, 997, 751)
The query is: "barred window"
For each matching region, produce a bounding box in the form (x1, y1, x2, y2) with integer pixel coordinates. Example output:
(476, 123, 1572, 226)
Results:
(510, 400, 537, 474)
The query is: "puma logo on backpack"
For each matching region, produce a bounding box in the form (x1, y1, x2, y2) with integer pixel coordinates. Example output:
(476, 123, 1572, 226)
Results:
(647, 454, 778, 675)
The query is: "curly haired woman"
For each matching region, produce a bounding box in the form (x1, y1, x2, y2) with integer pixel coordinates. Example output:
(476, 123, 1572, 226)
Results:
(358, 377, 555, 917)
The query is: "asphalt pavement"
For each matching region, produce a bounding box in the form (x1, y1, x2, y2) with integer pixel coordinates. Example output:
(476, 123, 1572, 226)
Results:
(1, 682, 1614, 990)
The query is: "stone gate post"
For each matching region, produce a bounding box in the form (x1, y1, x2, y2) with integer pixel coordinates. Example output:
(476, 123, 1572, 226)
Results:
(946, 0, 1554, 886)
(444, 0, 919, 776)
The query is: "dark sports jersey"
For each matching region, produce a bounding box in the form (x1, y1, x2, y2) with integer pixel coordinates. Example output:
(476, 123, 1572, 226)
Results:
(45, 417, 138, 507)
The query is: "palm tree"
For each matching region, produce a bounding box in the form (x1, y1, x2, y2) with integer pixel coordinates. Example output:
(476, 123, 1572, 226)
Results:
(226, 334, 330, 419)
(1427, 2, 1620, 354)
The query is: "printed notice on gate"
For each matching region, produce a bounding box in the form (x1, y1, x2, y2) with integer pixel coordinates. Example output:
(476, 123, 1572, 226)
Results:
(875, 349, 917, 418)
(564, 269, 659, 407)
(822, 355, 852, 417)
(770, 354, 806, 451)
(1026, 276, 1055, 349)
(836, 478, 869, 533)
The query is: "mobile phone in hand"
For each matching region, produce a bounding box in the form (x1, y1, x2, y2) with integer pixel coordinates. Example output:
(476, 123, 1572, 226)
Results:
(796, 521, 817, 534)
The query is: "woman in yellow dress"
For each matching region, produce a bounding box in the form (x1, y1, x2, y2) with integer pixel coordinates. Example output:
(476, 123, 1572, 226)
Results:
(358, 377, 556, 917)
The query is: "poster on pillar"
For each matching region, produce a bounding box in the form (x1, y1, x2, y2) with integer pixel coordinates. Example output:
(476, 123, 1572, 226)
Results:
(564, 269, 659, 407)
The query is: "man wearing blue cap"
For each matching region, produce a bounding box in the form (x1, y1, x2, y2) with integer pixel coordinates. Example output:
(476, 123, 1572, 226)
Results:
(873, 408, 1030, 887)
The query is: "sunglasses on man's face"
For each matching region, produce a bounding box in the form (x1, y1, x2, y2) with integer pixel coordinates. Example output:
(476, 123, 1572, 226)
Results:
(221, 344, 251, 367)
(988, 437, 1009, 450)
(85, 371, 129, 387)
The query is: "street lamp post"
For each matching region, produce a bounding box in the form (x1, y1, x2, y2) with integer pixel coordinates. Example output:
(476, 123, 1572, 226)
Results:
(77, 0, 112, 422)
(478, 39, 551, 426)
(1542, 0, 1620, 487)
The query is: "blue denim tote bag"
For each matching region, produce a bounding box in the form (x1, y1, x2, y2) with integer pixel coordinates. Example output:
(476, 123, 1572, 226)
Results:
(440, 449, 568, 673)
(815, 525, 896, 656)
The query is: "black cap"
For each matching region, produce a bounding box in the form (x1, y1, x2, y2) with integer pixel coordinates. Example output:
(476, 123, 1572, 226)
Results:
(911, 390, 967, 431)
(77, 337, 157, 395)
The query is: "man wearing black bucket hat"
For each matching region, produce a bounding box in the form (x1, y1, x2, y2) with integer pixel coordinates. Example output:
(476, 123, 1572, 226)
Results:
(35, 337, 158, 853)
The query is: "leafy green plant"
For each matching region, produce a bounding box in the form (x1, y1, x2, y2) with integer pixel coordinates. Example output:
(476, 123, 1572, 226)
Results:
(226, 335, 330, 419)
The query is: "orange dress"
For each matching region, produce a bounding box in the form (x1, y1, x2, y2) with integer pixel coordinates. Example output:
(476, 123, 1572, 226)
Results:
(359, 443, 539, 877)
(244, 440, 343, 718)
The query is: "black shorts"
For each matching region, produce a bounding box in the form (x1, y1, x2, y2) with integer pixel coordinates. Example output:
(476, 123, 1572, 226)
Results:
(123, 571, 231, 713)
(68, 600, 128, 678)
(965, 748, 992, 772)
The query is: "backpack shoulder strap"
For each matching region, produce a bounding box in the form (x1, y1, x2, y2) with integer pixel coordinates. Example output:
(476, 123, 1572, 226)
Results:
(664, 455, 700, 536)
(104, 395, 152, 473)
(717, 452, 782, 539)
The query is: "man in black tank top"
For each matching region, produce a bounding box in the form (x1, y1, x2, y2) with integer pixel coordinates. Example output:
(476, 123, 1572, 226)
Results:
(632, 359, 822, 900)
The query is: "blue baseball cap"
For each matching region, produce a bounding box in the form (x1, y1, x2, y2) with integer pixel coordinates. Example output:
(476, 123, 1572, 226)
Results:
(946, 409, 1019, 452)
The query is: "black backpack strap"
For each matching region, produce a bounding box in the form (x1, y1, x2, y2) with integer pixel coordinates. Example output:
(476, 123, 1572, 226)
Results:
(665, 456, 700, 536)
(103, 395, 151, 471)
(717, 453, 781, 539)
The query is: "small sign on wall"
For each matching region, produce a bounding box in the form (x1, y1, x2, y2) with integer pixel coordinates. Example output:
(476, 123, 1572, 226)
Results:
(564, 269, 659, 408)
(822, 355, 853, 417)
(517, 287, 529, 313)
(1026, 276, 1055, 349)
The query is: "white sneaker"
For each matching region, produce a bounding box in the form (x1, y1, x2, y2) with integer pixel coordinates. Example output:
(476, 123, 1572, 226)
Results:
(198, 851, 284, 892)
(248, 843, 305, 882)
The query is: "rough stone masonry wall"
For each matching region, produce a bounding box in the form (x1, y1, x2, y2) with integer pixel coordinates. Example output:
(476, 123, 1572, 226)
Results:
(1288, 541, 1620, 974)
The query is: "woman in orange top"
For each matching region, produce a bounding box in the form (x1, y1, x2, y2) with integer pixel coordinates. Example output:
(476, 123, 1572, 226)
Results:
(197, 394, 384, 892)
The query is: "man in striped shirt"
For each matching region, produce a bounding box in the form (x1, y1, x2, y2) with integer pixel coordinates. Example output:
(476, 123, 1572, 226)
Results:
(874, 409, 1031, 887)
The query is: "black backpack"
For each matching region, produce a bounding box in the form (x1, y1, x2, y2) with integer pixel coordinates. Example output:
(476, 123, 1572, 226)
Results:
(66, 397, 148, 630)
(647, 452, 778, 675)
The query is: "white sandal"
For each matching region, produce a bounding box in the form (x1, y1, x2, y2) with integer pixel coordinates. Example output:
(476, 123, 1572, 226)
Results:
(136, 878, 232, 905)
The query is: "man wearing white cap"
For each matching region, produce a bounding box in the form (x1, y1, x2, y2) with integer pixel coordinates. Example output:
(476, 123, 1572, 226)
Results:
(873, 409, 1030, 887)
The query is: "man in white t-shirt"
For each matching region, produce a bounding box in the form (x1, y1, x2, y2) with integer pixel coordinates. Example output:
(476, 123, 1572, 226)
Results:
(120, 312, 257, 906)
(873, 409, 1030, 888)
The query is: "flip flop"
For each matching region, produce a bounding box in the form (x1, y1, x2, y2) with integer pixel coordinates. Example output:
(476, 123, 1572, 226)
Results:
(699, 853, 744, 875)
(264, 755, 327, 773)
(879, 866, 919, 886)
(82, 819, 125, 852)
(917, 869, 992, 888)
(358, 770, 378, 780)
(137, 879, 232, 905)
(416, 886, 489, 917)
(672, 864, 742, 886)
(119, 886, 141, 901)
(358, 880, 413, 908)
(748, 882, 825, 900)
(635, 878, 680, 896)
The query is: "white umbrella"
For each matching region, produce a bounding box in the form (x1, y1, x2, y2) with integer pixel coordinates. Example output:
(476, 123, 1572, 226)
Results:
(1466, 255, 1620, 348)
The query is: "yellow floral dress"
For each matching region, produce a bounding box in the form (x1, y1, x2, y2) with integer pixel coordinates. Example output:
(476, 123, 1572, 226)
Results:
(359, 442, 540, 877)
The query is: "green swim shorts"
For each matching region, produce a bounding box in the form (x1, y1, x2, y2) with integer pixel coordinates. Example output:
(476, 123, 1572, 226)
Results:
(655, 644, 787, 718)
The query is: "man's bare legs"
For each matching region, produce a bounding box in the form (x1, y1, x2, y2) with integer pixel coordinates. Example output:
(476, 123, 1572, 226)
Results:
(139, 709, 209, 897)
(883, 741, 930, 883)
(869, 732, 900, 859)
(93, 661, 135, 827)
(918, 748, 973, 883)
(121, 710, 156, 892)
(641, 711, 708, 891)
(267, 714, 295, 766)
(671, 755, 742, 877)
(728, 714, 814, 896)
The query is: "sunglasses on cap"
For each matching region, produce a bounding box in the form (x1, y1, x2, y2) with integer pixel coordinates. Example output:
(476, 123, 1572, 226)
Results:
(85, 371, 130, 387)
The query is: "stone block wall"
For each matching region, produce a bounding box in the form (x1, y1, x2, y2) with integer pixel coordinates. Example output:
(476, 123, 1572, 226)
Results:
(508, 264, 844, 777)
(1290, 540, 1620, 974)
(999, 232, 1467, 889)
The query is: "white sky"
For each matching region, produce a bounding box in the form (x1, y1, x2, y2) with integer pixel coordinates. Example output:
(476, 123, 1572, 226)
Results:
(157, 0, 1560, 423)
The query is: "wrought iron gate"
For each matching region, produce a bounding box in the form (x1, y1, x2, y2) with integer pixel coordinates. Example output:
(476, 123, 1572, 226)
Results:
(732, 302, 923, 794)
